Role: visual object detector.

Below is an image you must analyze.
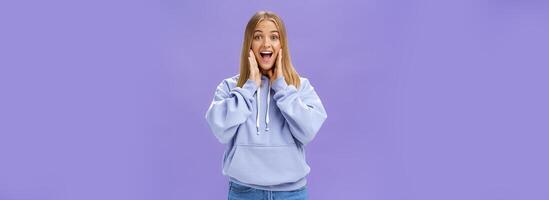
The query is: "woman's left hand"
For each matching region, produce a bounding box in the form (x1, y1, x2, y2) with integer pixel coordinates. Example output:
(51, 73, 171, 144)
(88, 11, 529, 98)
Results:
(270, 49, 284, 83)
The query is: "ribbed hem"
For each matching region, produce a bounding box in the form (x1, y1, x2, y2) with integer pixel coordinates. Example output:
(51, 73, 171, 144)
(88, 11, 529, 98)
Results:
(229, 176, 307, 192)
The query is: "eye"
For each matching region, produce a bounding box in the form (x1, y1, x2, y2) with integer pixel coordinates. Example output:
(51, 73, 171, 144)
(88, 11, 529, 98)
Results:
(271, 35, 279, 40)
(254, 35, 262, 40)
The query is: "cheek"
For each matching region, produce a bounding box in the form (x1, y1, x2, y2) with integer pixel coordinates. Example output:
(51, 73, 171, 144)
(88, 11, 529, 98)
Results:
(250, 43, 260, 56)
(253, 39, 265, 48)
(273, 42, 281, 51)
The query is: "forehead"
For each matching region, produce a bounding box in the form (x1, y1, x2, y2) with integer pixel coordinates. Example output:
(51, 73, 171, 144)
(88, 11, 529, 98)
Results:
(254, 20, 278, 32)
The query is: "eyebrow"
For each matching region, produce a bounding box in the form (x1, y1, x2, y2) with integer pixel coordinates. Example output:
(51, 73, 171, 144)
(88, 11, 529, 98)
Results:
(253, 30, 279, 34)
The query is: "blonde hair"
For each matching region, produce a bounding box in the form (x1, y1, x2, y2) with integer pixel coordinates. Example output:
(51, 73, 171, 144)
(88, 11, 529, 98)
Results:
(236, 11, 301, 89)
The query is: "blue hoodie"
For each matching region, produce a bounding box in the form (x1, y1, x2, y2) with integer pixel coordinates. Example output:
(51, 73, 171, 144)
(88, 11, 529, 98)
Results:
(205, 74, 327, 191)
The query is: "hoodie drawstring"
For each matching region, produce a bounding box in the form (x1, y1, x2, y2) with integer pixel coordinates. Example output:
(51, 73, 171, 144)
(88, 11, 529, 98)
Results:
(256, 81, 271, 135)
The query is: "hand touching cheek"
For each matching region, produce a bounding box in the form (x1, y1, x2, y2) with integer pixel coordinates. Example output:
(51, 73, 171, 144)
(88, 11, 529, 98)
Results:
(270, 49, 284, 84)
(248, 49, 261, 87)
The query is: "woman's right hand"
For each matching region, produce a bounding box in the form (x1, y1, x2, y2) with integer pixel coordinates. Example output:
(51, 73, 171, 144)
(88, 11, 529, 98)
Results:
(248, 49, 261, 87)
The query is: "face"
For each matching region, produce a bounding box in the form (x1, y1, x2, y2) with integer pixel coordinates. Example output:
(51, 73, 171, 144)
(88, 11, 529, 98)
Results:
(251, 20, 281, 73)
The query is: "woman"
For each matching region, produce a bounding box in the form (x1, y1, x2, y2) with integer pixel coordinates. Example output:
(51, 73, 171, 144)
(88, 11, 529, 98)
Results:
(205, 11, 327, 200)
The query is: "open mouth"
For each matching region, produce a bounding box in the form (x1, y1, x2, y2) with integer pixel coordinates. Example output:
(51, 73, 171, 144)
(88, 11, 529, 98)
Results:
(259, 51, 273, 63)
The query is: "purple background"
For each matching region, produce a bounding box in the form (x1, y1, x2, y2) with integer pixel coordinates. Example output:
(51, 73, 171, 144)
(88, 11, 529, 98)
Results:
(1, 0, 548, 199)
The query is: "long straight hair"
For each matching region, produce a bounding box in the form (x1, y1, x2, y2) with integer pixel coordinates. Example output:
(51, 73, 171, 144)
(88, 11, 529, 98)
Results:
(236, 11, 301, 89)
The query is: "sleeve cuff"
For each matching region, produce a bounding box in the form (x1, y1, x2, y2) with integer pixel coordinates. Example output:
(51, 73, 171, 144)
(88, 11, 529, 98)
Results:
(272, 76, 287, 92)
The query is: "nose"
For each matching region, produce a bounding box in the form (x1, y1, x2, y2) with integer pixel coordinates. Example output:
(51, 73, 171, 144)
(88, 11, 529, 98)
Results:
(262, 39, 271, 48)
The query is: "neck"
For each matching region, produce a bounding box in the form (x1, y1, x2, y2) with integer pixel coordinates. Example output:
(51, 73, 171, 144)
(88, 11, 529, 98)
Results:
(260, 68, 274, 78)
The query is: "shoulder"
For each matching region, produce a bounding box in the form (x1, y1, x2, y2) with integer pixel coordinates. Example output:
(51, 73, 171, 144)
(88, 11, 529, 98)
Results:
(216, 74, 240, 91)
(298, 76, 314, 91)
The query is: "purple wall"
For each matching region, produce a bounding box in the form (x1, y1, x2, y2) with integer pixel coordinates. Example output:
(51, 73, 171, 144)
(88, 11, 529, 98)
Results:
(1, 0, 548, 199)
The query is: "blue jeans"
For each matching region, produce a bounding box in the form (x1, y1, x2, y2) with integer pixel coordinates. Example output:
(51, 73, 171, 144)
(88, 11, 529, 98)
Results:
(228, 181, 308, 200)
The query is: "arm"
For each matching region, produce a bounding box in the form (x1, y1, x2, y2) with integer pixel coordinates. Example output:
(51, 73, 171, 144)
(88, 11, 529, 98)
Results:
(272, 77, 327, 145)
(205, 79, 258, 144)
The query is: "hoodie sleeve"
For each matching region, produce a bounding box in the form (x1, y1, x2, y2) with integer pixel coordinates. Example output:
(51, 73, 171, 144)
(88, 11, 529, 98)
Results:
(272, 76, 327, 145)
(205, 79, 258, 144)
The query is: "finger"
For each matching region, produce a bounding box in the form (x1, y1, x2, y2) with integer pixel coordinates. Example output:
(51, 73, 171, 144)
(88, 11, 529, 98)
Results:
(251, 50, 259, 64)
(248, 51, 255, 63)
(277, 49, 282, 66)
(249, 50, 254, 59)
(275, 49, 281, 71)
(248, 57, 256, 69)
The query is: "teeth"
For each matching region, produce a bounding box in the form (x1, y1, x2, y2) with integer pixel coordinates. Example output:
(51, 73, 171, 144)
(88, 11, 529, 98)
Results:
(260, 51, 272, 54)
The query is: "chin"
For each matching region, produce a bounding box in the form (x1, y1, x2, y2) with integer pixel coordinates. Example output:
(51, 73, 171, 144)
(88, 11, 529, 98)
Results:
(259, 64, 274, 72)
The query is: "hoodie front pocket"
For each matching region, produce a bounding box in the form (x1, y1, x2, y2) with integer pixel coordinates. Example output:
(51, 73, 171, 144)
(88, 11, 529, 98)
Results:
(226, 144, 310, 186)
